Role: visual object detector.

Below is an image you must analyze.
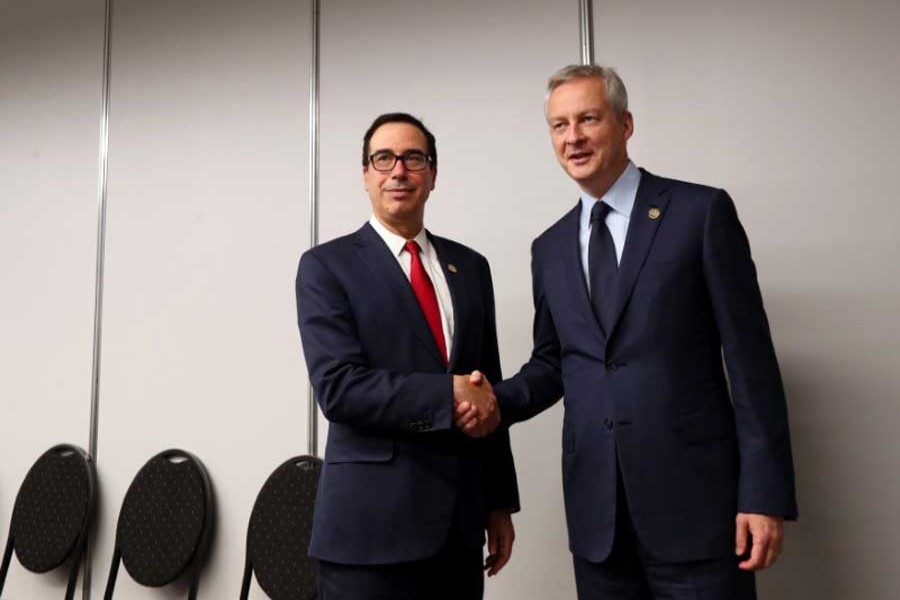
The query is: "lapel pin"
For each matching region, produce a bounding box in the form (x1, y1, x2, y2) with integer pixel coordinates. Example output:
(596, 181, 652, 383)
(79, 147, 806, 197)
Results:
(648, 206, 662, 220)
(447, 264, 458, 274)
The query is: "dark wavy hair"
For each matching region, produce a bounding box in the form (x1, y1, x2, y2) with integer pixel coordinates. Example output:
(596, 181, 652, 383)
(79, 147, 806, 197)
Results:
(362, 113, 437, 168)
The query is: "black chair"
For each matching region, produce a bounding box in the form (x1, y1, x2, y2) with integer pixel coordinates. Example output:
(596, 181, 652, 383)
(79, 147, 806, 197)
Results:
(0, 444, 96, 600)
(103, 448, 213, 600)
(240, 455, 322, 600)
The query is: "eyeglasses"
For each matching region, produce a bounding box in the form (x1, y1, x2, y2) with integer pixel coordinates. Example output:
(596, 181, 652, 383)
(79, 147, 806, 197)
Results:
(368, 151, 432, 173)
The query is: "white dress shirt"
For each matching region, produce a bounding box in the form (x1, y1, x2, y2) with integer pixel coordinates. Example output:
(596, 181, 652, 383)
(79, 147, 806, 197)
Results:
(369, 216, 455, 359)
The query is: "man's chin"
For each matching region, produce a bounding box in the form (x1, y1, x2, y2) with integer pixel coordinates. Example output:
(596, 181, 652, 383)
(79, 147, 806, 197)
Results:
(566, 168, 600, 187)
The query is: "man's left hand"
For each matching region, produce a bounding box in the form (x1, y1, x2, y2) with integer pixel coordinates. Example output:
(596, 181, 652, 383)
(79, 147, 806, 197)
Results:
(735, 512, 784, 570)
(485, 510, 515, 576)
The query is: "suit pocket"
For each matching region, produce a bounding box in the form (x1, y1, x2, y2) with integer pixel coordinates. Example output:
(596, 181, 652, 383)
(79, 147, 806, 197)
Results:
(325, 435, 395, 464)
(675, 407, 735, 445)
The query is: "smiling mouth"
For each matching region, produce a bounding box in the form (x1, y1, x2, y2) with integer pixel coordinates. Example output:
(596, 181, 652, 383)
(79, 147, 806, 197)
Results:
(567, 151, 592, 162)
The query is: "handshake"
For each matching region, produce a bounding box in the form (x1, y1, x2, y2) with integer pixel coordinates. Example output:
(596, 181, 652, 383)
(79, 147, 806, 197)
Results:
(452, 370, 499, 438)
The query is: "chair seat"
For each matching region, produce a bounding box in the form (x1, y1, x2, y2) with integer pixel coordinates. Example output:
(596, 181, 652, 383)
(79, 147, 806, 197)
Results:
(1, 444, 95, 600)
(246, 456, 321, 600)
(11, 447, 91, 573)
(117, 452, 208, 587)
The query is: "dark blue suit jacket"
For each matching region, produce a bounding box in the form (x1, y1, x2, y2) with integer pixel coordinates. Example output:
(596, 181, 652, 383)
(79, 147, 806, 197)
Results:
(496, 169, 797, 563)
(296, 223, 519, 565)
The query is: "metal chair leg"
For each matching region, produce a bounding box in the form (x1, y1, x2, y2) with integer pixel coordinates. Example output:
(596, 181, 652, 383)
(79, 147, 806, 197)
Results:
(239, 556, 253, 600)
(0, 535, 14, 595)
(103, 548, 121, 600)
(64, 534, 88, 600)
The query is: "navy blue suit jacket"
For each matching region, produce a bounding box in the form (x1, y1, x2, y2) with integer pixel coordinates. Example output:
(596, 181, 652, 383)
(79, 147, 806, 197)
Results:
(296, 222, 519, 565)
(496, 169, 797, 563)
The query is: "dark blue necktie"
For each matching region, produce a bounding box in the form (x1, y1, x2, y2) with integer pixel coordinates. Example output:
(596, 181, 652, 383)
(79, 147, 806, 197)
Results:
(589, 201, 618, 333)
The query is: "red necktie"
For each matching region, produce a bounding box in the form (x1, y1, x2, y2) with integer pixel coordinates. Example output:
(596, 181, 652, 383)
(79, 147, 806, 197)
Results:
(404, 240, 448, 365)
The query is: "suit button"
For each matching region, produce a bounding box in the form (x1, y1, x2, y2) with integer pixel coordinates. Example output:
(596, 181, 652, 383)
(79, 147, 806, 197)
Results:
(604, 419, 614, 430)
(607, 362, 618, 372)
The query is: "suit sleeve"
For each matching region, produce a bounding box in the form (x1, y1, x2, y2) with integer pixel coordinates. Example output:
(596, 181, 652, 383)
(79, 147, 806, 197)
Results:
(296, 250, 454, 434)
(477, 257, 521, 513)
(702, 190, 798, 519)
(494, 240, 565, 424)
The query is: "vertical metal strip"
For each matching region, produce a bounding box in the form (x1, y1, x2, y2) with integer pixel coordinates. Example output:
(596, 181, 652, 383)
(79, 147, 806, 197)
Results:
(578, 0, 594, 65)
(84, 0, 113, 596)
(307, 0, 320, 458)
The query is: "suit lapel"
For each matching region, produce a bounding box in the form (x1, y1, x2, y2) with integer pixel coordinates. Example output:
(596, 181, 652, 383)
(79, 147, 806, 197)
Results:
(428, 234, 467, 371)
(606, 170, 670, 339)
(353, 223, 445, 365)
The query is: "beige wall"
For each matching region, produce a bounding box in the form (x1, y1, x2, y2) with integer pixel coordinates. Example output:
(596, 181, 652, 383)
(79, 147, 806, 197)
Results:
(87, 0, 312, 597)
(0, 0, 104, 597)
(1, 0, 898, 598)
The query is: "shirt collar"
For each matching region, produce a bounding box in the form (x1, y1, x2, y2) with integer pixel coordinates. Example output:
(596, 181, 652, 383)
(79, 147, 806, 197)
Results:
(579, 160, 641, 218)
(369, 216, 430, 257)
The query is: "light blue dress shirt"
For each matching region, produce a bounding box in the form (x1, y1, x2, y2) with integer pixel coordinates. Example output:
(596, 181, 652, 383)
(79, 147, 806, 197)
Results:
(579, 161, 642, 292)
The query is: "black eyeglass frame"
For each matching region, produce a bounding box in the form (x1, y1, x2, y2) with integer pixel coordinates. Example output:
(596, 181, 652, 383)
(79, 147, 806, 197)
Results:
(367, 151, 433, 173)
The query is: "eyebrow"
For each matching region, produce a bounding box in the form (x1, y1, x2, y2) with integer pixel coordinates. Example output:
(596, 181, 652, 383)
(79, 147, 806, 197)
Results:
(371, 147, 427, 154)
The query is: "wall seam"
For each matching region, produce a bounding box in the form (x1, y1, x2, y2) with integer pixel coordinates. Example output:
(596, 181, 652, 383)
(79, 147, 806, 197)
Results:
(85, 0, 114, 596)
(307, 0, 321, 458)
(578, 0, 594, 64)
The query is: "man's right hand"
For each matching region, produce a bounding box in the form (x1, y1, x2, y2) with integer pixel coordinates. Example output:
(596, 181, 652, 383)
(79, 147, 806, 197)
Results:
(453, 371, 499, 437)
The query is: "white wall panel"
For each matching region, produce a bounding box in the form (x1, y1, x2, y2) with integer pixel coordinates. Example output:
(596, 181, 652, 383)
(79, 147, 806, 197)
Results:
(591, 0, 900, 597)
(319, 1, 579, 597)
(0, 0, 104, 597)
(89, 0, 311, 597)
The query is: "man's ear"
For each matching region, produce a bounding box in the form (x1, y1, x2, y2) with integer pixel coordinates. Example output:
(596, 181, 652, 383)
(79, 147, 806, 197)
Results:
(623, 111, 635, 141)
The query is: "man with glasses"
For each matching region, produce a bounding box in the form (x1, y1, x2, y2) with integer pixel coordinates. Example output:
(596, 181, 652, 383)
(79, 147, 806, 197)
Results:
(296, 113, 518, 599)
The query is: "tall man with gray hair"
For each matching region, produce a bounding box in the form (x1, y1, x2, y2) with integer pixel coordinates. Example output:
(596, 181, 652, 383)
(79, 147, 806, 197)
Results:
(457, 65, 798, 598)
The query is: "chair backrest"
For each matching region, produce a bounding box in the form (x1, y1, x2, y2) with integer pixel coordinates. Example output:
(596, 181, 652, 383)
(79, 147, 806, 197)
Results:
(0, 443, 96, 600)
(104, 448, 213, 600)
(240, 455, 322, 600)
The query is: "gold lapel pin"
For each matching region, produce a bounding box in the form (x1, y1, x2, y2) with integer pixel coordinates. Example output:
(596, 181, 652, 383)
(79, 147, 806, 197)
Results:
(648, 206, 662, 220)
(447, 264, 458, 274)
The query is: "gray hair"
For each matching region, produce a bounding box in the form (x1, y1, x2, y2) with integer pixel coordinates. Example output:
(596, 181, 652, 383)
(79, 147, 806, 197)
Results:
(546, 64, 629, 120)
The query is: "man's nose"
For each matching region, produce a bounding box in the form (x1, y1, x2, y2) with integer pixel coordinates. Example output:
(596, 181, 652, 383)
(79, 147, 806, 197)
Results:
(390, 158, 409, 177)
(565, 125, 584, 145)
